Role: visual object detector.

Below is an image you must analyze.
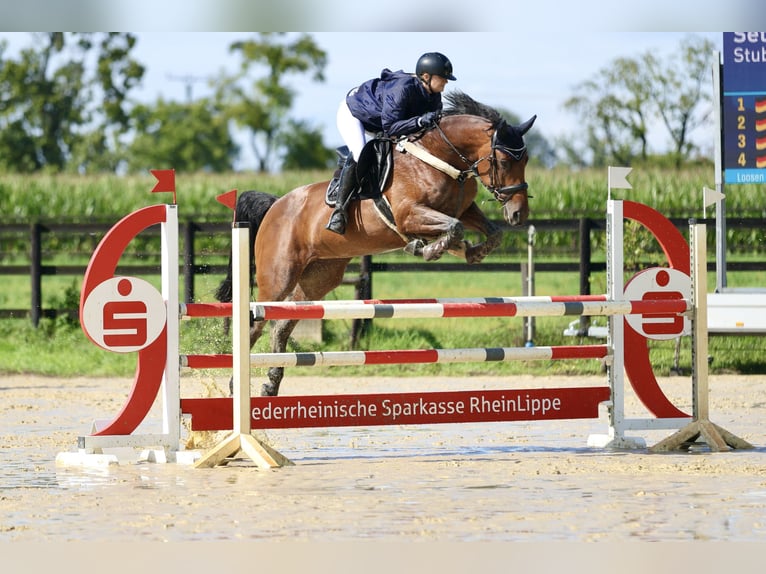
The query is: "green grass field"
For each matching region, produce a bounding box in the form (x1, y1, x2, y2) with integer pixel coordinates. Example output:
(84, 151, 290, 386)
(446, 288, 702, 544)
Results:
(1, 166, 764, 378)
(2, 264, 764, 379)
(2, 165, 764, 222)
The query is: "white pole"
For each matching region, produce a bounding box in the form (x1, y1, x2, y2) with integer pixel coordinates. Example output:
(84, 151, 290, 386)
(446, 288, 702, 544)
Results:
(232, 223, 251, 435)
(712, 51, 728, 291)
(607, 200, 627, 442)
(691, 222, 710, 420)
(161, 204, 180, 450)
(589, 199, 646, 447)
(195, 220, 292, 468)
(526, 224, 536, 346)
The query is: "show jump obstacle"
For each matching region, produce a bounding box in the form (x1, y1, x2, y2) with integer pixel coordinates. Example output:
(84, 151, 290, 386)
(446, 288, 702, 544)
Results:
(56, 168, 752, 468)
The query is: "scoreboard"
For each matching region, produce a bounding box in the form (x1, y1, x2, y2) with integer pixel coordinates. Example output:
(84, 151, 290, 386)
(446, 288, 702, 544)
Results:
(722, 32, 766, 184)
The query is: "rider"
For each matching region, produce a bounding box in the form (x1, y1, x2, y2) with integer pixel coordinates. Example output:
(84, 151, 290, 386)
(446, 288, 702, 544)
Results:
(326, 52, 457, 235)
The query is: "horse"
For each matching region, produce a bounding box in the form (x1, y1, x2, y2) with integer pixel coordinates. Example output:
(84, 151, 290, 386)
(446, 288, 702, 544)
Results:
(216, 91, 536, 396)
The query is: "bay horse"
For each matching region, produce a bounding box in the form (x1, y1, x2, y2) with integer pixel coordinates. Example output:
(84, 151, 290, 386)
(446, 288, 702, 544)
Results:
(217, 91, 536, 396)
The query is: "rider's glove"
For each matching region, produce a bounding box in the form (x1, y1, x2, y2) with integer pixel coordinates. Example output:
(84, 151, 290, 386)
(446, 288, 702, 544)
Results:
(417, 111, 440, 129)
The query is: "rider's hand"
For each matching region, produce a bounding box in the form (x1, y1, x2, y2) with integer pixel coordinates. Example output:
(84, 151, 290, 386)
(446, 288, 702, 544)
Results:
(418, 111, 440, 129)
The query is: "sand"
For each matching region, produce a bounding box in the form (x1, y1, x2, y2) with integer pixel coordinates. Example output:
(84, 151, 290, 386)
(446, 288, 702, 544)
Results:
(1, 372, 765, 546)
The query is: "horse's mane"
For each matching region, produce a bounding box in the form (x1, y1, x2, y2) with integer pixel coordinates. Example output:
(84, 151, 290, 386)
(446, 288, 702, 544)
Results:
(442, 90, 504, 128)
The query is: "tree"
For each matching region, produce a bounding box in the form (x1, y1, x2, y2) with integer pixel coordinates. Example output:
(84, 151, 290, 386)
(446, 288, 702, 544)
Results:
(127, 98, 238, 173)
(564, 56, 653, 166)
(0, 33, 144, 173)
(643, 35, 715, 168)
(73, 33, 146, 172)
(562, 34, 715, 168)
(219, 33, 328, 172)
(279, 119, 335, 170)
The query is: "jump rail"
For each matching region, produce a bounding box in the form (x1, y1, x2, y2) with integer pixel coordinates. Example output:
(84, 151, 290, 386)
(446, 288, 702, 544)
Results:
(58, 172, 754, 469)
(183, 297, 689, 321)
(181, 344, 610, 369)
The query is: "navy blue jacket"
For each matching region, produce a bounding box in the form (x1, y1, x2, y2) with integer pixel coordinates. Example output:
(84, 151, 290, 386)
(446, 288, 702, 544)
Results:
(346, 69, 442, 137)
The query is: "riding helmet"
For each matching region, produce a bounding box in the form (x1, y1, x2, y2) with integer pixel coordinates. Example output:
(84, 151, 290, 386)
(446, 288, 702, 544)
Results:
(416, 52, 457, 81)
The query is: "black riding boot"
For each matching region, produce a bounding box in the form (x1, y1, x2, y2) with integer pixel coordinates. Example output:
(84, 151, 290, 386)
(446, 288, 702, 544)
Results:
(325, 156, 357, 235)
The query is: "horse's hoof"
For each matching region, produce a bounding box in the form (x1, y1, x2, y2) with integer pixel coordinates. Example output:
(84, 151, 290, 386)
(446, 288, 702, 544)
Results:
(404, 239, 424, 256)
(422, 244, 444, 262)
(260, 383, 278, 397)
(465, 249, 484, 264)
(447, 240, 469, 259)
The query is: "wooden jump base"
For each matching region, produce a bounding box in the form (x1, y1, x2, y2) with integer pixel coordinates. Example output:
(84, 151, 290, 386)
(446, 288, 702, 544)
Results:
(649, 224, 753, 452)
(193, 225, 292, 469)
(60, 179, 753, 468)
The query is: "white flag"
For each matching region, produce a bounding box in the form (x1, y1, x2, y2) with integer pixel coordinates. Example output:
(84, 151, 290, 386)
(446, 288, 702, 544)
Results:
(608, 166, 632, 190)
(703, 186, 725, 208)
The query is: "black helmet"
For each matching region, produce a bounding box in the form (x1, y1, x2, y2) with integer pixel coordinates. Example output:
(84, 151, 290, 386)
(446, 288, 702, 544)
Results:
(416, 52, 456, 81)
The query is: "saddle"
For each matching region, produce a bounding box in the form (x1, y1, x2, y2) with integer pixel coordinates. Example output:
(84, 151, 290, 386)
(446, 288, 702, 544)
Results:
(325, 139, 393, 206)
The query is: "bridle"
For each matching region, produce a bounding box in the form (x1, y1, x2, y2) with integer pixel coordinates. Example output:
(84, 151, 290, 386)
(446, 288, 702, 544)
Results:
(433, 121, 530, 205)
(487, 128, 531, 203)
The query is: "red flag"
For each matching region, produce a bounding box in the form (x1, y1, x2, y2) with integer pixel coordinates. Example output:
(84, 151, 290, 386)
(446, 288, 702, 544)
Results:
(150, 169, 176, 204)
(216, 189, 238, 211)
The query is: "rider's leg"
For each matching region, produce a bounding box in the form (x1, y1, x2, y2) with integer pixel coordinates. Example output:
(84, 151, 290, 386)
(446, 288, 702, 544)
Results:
(327, 99, 365, 235)
(325, 155, 357, 234)
(336, 97, 366, 161)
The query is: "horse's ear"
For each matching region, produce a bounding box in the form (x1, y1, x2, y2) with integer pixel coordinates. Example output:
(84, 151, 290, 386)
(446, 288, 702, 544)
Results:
(518, 115, 537, 135)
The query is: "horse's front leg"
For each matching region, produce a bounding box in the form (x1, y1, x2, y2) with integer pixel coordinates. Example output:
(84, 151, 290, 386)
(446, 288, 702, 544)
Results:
(421, 219, 465, 261)
(458, 202, 504, 264)
(398, 206, 466, 262)
(464, 221, 502, 264)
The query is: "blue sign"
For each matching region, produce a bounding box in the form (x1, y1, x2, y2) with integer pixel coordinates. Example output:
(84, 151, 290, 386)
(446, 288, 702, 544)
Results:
(722, 33, 766, 184)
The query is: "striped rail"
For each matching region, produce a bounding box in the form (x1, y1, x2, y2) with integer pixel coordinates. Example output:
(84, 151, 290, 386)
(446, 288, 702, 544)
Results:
(181, 344, 609, 369)
(182, 295, 689, 321)
(181, 295, 609, 318)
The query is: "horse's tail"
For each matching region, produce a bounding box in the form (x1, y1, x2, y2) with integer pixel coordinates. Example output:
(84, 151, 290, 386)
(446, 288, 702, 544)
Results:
(215, 190, 279, 303)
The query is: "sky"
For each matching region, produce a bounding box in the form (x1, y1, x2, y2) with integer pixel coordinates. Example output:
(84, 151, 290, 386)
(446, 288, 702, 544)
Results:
(139, 32, 725, 168)
(126, 32, 724, 158)
(5, 31, 722, 169)
(0, 4, 747, 170)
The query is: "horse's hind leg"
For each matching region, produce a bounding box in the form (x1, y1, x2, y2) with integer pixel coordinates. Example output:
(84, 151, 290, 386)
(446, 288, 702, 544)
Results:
(259, 258, 351, 397)
(260, 318, 298, 397)
(227, 317, 268, 396)
(264, 369, 283, 397)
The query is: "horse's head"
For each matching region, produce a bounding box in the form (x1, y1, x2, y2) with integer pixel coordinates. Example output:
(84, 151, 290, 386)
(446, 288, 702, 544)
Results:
(437, 92, 536, 226)
(488, 115, 536, 226)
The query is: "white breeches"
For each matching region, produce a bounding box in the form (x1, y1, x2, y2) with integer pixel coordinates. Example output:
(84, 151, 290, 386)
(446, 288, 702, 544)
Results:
(336, 99, 374, 161)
